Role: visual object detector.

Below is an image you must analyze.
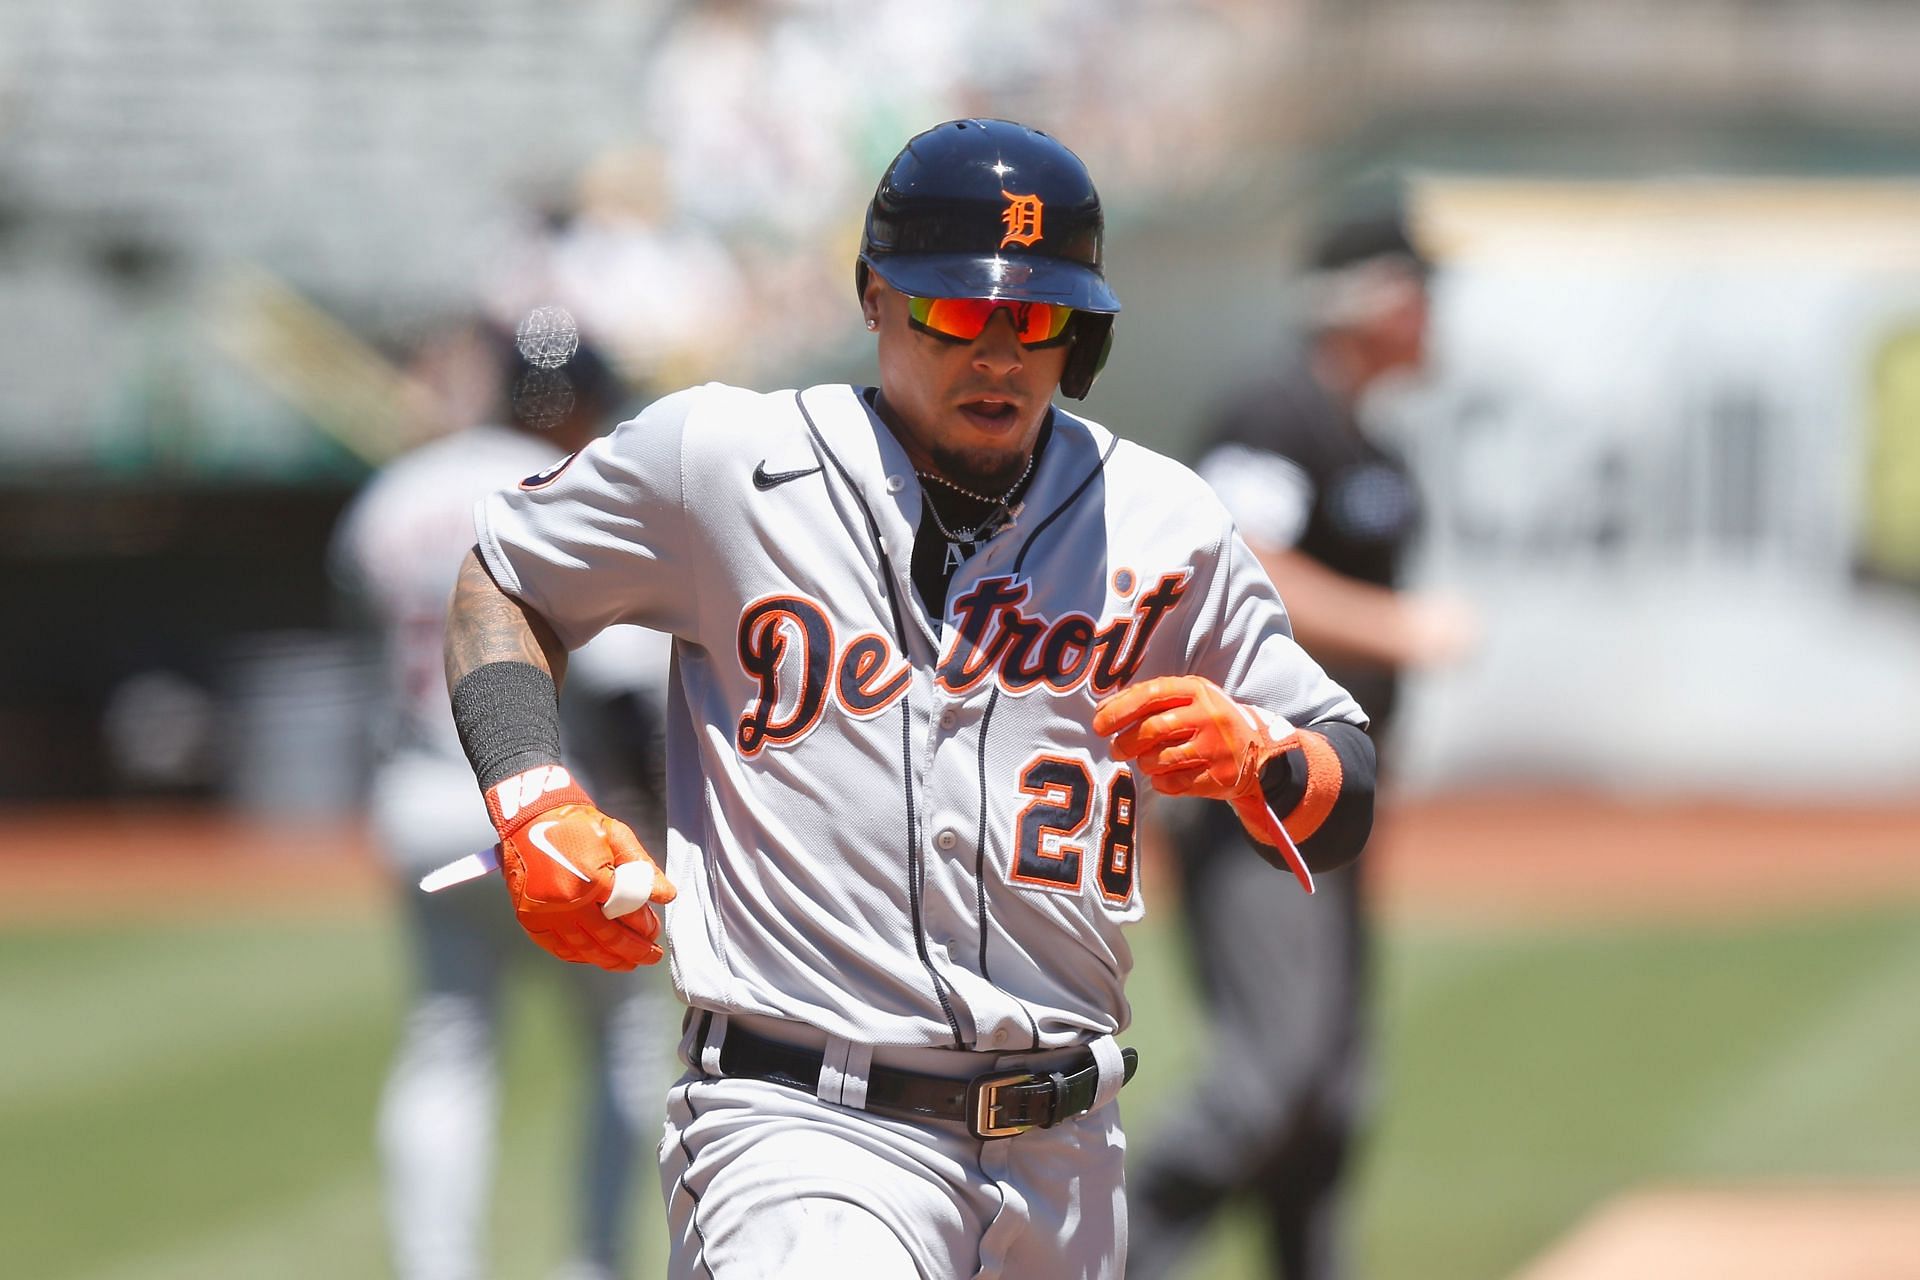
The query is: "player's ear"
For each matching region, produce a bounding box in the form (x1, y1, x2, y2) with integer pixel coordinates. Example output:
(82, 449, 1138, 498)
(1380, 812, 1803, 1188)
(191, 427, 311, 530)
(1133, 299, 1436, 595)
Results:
(858, 268, 885, 332)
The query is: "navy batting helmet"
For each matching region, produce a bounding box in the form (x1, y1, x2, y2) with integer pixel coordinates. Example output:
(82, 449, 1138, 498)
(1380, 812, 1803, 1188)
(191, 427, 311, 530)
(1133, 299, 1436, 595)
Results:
(857, 119, 1119, 400)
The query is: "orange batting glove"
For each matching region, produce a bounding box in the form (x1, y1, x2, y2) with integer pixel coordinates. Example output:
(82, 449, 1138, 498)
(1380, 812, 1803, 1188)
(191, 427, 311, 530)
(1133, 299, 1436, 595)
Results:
(1093, 675, 1316, 890)
(1093, 675, 1291, 801)
(483, 764, 678, 970)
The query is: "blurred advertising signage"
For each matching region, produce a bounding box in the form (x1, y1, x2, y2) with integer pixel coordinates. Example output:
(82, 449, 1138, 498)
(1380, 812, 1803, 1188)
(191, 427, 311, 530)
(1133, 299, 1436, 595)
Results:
(1408, 178, 1920, 588)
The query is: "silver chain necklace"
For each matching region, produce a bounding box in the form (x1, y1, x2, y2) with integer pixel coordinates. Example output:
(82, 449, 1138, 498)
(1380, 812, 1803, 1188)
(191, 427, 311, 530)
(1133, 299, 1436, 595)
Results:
(922, 495, 1008, 546)
(918, 451, 1035, 506)
(917, 452, 1036, 544)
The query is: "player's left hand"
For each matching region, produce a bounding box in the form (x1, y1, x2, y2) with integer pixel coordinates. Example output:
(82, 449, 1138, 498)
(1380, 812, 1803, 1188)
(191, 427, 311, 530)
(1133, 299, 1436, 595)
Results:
(1092, 675, 1291, 802)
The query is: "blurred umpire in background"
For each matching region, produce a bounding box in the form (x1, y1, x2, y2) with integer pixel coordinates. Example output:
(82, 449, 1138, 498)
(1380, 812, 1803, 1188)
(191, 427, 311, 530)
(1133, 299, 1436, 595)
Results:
(331, 324, 675, 1280)
(1128, 206, 1471, 1280)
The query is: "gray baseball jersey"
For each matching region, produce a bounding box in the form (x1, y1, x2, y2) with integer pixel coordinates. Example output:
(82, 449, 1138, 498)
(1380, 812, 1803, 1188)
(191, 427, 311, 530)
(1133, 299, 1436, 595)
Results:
(476, 382, 1364, 1052)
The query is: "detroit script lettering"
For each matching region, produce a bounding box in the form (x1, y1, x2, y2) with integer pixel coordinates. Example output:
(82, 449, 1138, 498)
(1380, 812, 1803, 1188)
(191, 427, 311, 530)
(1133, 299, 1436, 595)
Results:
(735, 571, 1191, 755)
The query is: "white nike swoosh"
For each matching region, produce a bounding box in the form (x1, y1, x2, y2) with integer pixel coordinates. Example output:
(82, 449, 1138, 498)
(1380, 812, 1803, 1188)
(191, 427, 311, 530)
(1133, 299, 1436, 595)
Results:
(528, 821, 591, 881)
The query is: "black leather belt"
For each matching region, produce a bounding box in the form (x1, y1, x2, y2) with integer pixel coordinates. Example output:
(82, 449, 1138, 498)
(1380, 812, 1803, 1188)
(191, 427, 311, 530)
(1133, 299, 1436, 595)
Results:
(695, 1012, 1138, 1141)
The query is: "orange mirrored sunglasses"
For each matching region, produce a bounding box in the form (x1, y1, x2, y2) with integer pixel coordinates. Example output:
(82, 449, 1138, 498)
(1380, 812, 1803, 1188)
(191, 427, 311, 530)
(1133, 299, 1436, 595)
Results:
(906, 295, 1076, 348)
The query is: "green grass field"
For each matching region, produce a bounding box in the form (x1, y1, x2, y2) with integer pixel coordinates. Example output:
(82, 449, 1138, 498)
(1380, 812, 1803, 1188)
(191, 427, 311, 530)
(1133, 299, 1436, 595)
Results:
(5, 901, 1917, 1279)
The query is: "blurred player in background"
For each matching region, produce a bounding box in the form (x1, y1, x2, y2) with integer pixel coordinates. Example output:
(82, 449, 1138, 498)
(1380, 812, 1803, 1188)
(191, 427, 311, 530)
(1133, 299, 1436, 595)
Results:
(331, 323, 675, 1280)
(1127, 206, 1472, 1280)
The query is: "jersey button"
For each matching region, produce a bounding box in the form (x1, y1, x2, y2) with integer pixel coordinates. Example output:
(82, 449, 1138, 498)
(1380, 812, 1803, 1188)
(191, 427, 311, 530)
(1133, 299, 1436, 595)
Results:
(938, 708, 958, 730)
(935, 828, 959, 851)
(885, 474, 905, 493)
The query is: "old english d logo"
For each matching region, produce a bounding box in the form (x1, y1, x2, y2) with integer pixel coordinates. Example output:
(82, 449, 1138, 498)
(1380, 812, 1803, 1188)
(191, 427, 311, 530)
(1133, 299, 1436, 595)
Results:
(1000, 190, 1044, 248)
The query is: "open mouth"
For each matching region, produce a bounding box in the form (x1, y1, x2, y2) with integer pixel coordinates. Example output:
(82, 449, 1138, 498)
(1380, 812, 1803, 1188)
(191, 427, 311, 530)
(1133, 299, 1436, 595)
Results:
(958, 398, 1020, 429)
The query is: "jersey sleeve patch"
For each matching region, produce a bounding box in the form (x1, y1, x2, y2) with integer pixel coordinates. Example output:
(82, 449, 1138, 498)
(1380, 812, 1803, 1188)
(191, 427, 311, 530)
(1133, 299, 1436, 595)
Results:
(519, 451, 580, 490)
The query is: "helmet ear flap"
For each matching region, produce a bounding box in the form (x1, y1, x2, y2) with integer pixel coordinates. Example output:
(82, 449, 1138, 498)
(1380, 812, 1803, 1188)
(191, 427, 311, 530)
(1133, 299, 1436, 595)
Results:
(1059, 313, 1114, 401)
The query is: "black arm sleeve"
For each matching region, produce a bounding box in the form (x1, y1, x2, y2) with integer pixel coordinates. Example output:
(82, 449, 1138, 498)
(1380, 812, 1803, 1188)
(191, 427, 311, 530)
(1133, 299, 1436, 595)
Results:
(1256, 718, 1376, 874)
(450, 660, 565, 791)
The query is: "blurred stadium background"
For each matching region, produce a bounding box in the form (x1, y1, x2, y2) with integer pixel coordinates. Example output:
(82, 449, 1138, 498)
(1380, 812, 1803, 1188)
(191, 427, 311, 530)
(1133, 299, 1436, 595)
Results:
(3, 1, 1918, 1277)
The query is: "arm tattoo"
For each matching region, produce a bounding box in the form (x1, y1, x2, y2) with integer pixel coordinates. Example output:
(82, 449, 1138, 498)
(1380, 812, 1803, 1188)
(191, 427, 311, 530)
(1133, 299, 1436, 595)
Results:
(445, 548, 569, 691)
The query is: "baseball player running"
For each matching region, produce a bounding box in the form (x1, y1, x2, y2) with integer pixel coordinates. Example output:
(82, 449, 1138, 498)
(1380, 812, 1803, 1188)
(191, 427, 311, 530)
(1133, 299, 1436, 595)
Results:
(439, 120, 1377, 1279)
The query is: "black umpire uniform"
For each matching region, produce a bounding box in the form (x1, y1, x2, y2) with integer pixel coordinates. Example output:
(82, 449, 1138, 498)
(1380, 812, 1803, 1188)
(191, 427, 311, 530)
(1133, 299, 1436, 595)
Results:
(1128, 259, 1423, 1278)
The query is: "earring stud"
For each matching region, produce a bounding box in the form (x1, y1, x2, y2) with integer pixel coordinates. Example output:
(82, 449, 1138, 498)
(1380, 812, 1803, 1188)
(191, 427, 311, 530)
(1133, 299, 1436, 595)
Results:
(866, 319, 878, 331)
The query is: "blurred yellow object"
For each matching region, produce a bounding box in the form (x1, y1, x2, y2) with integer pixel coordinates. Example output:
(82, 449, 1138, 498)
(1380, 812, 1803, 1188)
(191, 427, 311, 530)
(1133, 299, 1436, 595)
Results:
(1866, 326, 1920, 582)
(207, 264, 443, 464)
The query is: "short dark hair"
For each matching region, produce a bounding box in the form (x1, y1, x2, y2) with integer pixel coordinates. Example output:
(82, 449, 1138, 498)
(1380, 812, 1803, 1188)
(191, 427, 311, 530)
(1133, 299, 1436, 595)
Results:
(1306, 207, 1431, 278)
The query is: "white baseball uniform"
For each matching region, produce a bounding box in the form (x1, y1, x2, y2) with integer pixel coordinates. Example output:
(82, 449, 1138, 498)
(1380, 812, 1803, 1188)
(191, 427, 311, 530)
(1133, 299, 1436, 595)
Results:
(333, 422, 674, 1280)
(474, 383, 1366, 1279)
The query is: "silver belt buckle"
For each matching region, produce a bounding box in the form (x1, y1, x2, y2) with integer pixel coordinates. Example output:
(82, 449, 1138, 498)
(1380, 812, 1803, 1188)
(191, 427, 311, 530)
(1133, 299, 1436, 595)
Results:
(968, 1070, 1038, 1140)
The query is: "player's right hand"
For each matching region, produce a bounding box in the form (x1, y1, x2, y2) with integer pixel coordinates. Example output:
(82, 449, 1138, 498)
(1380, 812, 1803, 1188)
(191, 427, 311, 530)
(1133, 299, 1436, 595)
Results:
(484, 765, 678, 970)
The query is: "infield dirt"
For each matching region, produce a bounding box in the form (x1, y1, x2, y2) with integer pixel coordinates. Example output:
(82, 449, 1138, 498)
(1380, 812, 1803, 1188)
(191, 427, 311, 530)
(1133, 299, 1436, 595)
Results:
(9, 790, 1920, 927)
